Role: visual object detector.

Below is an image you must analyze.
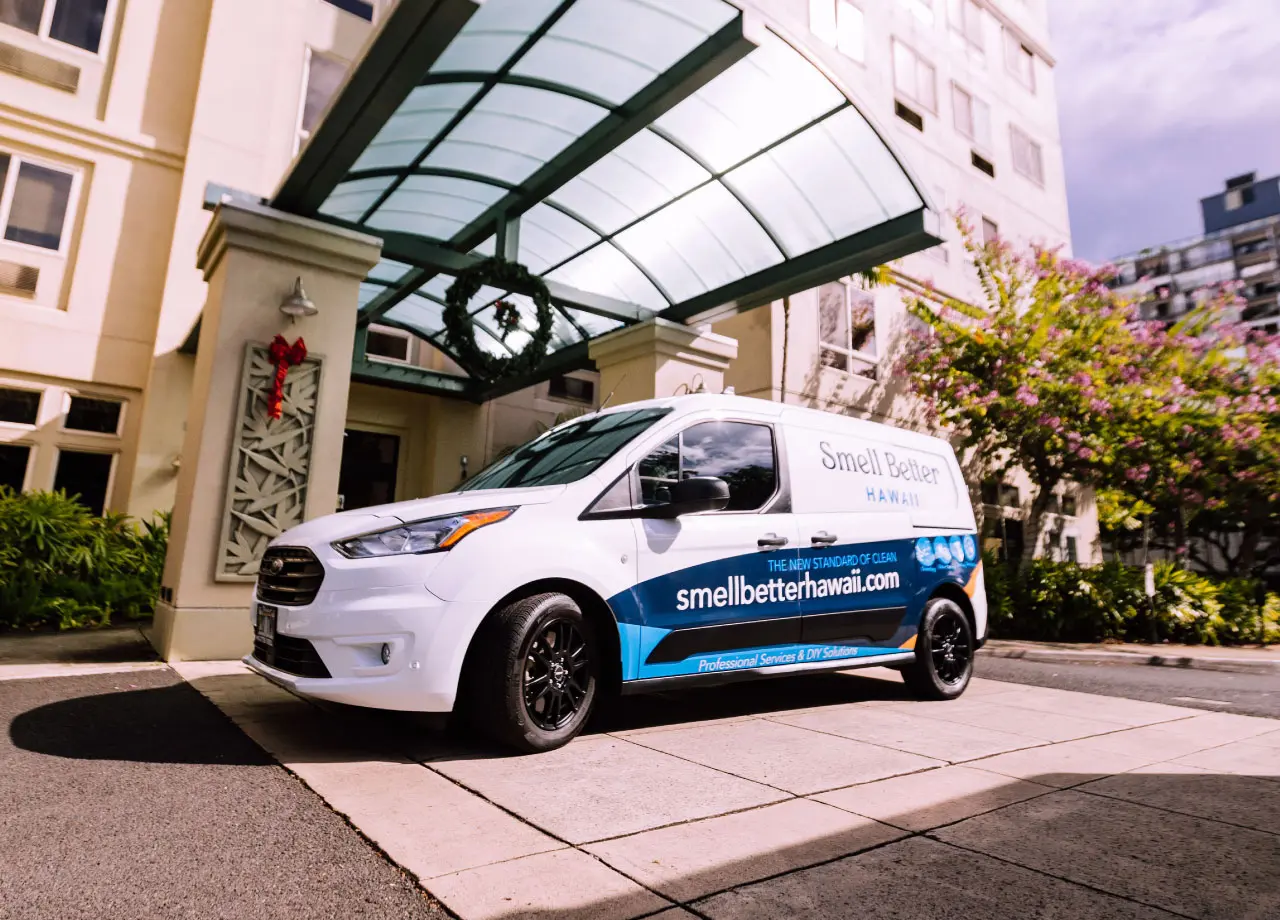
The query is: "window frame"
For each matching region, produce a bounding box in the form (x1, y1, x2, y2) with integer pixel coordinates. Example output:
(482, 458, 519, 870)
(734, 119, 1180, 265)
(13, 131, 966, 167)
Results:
(633, 418, 782, 516)
(981, 215, 999, 244)
(0, 0, 117, 58)
(364, 324, 414, 365)
(294, 46, 351, 155)
(809, 0, 866, 64)
(948, 0, 984, 52)
(951, 82, 992, 152)
(59, 391, 125, 437)
(0, 148, 82, 257)
(51, 445, 116, 515)
(0, 385, 42, 429)
(1010, 124, 1045, 187)
(818, 278, 880, 380)
(1003, 29, 1036, 92)
(0, 440, 34, 492)
(892, 39, 937, 115)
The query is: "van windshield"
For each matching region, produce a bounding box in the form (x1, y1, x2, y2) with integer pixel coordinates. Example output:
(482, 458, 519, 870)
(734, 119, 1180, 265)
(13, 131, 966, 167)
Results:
(458, 407, 673, 492)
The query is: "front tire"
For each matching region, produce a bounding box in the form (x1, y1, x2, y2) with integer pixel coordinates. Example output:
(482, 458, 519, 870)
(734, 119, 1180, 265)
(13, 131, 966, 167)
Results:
(466, 593, 598, 753)
(902, 597, 973, 700)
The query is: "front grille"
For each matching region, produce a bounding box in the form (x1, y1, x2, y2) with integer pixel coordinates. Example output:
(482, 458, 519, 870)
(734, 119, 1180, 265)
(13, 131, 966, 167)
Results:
(257, 547, 324, 606)
(253, 634, 331, 679)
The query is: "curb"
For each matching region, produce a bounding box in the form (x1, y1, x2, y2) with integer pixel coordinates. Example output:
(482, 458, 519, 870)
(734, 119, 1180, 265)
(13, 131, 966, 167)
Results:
(978, 646, 1280, 676)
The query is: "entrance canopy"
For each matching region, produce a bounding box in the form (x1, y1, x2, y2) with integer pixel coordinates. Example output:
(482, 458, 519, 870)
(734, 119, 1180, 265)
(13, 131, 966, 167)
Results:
(270, 0, 939, 397)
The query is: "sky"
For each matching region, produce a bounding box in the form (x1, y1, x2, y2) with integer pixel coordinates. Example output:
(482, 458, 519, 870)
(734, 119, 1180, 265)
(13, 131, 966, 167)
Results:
(1049, 0, 1280, 263)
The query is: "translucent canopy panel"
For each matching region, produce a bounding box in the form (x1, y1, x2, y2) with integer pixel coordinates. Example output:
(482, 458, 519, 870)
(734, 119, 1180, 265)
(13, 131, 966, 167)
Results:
(275, 0, 937, 388)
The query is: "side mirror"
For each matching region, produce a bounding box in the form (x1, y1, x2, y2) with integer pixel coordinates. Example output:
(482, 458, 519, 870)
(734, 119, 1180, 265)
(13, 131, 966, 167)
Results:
(650, 476, 730, 518)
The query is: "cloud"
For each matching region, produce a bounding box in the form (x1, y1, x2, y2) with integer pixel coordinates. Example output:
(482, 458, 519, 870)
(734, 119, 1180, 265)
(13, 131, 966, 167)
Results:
(1050, 0, 1280, 261)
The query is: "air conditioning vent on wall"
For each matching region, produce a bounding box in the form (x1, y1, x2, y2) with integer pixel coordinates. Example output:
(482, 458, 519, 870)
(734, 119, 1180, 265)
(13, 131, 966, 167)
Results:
(0, 260, 39, 297)
(0, 41, 80, 92)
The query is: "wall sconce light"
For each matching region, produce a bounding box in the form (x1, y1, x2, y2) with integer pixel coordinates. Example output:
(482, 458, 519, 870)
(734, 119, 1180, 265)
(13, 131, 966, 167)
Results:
(460, 454, 469, 481)
(280, 276, 317, 321)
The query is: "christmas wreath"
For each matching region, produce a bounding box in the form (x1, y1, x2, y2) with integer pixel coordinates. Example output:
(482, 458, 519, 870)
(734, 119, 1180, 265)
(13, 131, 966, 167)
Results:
(443, 257, 555, 382)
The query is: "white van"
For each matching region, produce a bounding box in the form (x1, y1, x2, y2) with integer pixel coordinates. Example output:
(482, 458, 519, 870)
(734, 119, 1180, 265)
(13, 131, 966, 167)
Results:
(245, 394, 986, 752)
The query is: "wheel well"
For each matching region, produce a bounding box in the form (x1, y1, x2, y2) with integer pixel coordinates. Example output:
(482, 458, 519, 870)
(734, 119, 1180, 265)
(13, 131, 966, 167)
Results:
(464, 579, 623, 696)
(930, 582, 977, 643)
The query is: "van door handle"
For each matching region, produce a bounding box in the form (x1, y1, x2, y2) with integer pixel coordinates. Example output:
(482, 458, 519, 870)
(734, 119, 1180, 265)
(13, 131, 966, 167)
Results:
(757, 534, 789, 550)
(811, 532, 838, 546)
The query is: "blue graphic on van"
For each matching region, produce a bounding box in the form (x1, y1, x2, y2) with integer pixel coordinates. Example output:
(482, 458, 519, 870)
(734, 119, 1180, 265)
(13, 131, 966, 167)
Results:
(608, 534, 979, 682)
(962, 534, 977, 562)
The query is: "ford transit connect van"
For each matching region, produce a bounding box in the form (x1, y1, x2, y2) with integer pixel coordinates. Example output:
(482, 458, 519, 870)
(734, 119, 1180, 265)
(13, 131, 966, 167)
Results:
(246, 394, 986, 752)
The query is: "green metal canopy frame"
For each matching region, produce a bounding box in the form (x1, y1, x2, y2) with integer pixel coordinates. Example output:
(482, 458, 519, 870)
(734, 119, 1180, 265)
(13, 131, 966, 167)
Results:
(262, 0, 941, 401)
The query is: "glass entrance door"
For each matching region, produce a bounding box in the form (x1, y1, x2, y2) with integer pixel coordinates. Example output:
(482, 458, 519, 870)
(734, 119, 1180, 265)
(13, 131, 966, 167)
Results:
(338, 429, 400, 511)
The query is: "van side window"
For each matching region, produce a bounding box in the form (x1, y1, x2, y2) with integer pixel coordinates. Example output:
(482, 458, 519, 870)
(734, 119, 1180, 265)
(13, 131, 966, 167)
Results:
(638, 421, 777, 512)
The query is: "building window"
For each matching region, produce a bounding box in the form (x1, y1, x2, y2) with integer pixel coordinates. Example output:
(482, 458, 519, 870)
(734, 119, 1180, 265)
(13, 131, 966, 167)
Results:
(0, 442, 30, 491)
(982, 479, 1021, 507)
(321, 0, 374, 21)
(548, 374, 595, 403)
(897, 0, 934, 26)
(947, 0, 984, 51)
(0, 153, 76, 252)
(819, 280, 878, 379)
(0, 0, 110, 53)
(971, 151, 995, 178)
(64, 395, 122, 434)
(809, 0, 865, 63)
(0, 387, 40, 425)
(1010, 125, 1045, 186)
(365, 325, 412, 364)
(1064, 535, 1079, 562)
(952, 83, 992, 150)
(1004, 30, 1036, 92)
(1061, 493, 1078, 517)
(981, 216, 998, 244)
(892, 40, 937, 113)
(297, 50, 349, 149)
(53, 448, 113, 515)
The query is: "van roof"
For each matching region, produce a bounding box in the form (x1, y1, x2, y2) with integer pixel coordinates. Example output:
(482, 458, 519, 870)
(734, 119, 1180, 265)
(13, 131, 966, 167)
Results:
(593, 393, 949, 450)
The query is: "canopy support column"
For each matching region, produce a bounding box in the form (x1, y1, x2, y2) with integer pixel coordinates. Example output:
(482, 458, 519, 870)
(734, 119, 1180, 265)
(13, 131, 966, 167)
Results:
(152, 202, 381, 661)
(587, 318, 738, 405)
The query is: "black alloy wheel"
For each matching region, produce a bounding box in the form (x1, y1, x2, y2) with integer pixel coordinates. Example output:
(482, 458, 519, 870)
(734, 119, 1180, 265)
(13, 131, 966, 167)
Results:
(930, 606, 971, 685)
(902, 596, 974, 700)
(522, 618, 591, 731)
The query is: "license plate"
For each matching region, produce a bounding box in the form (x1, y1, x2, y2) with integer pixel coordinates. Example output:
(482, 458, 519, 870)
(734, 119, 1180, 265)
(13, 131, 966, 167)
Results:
(255, 604, 278, 648)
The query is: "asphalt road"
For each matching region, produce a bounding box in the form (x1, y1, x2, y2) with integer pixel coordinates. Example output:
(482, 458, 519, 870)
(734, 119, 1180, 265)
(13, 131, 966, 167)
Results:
(977, 654, 1280, 719)
(0, 668, 447, 920)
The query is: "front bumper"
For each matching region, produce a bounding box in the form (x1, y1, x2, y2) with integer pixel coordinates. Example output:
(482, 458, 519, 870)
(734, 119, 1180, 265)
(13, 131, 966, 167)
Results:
(245, 582, 492, 712)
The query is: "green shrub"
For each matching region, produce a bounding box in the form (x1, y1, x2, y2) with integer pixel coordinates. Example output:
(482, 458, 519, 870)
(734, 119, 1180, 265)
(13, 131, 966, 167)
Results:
(984, 555, 1278, 646)
(0, 488, 169, 631)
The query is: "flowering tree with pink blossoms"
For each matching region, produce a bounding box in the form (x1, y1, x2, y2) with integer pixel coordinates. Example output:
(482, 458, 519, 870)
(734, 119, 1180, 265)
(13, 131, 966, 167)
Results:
(901, 220, 1138, 562)
(902, 217, 1280, 574)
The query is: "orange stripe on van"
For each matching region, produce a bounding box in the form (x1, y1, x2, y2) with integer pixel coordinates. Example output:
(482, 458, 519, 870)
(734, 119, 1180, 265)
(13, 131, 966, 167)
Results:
(963, 561, 983, 598)
(899, 634, 917, 650)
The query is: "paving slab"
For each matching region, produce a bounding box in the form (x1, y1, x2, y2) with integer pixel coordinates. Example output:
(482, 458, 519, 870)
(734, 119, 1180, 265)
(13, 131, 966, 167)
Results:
(967, 737, 1165, 787)
(1250, 728, 1280, 748)
(1072, 722, 1248, 762)
(967, 685, 1192, 726)
(585, 798, 903, 902)
(1081, 762, 1280, 835)
(770, 705, 1041, 763)
(694, 836, 1180, 920)
(427, 848, 670, 920)
(812, 764, 1054, 831)
(288, 758, 565, 880)
(624, 718, 941, 795)
(1137, 711, 1280, 746)
(431, 736, 788, 844)
(1173, 740, 1280, 779)
(892, 697, 1133, 742)
(933, 789, 1280, 920)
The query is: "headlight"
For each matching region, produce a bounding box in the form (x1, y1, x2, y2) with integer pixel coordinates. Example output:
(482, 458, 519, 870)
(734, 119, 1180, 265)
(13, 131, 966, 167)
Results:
(332, 508, 515, 558)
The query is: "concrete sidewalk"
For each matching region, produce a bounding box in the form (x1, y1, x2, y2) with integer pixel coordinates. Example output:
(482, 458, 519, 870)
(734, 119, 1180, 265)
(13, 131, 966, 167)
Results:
(981, 639, 1280, 675)
(175, 659, 1280, 920)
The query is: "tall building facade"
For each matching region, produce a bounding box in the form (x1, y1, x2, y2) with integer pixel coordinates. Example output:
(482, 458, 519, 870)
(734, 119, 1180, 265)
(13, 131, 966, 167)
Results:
(0, 0, 1088, 559)
(1110, 172, 1280, 337)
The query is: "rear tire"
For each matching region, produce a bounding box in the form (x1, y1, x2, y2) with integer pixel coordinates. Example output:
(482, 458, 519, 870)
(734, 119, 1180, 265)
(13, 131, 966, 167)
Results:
(466, 592, 598, 753)
(902, 597, 973, 700)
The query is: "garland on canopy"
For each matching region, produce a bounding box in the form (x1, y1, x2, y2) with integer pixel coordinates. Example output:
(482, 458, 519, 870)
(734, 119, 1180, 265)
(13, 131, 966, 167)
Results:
(443, 257, 555, 382)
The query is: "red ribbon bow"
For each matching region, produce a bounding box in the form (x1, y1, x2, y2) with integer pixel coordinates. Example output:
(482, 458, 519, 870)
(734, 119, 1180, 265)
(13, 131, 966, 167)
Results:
(267, 334, 307, 420)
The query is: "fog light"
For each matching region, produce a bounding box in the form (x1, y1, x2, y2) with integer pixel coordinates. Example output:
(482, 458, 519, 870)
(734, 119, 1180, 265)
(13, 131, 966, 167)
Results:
(380, 643, 392, 665)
